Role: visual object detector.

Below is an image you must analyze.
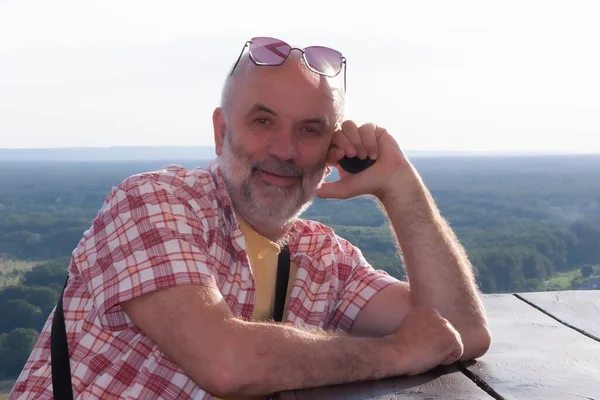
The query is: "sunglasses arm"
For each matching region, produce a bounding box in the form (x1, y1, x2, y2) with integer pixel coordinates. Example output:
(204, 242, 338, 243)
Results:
(344, 58, 348, 92)
(229, 41, 251, 76)
(343, 58, 347, 93)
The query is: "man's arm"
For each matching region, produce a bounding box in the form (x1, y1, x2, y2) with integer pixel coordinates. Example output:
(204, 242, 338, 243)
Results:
(350, 180, 490, 360)
(379, 176, 491, 360)
(350, 282, 412, 337)
(121, 283, 463, 397)
(319, 121, 491, 360)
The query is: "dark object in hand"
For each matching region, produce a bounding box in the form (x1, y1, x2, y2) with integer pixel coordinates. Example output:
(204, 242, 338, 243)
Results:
(338, 156, 376, 174)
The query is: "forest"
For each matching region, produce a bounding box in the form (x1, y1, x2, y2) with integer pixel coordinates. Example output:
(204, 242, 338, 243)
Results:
(1, 155, 600, 384)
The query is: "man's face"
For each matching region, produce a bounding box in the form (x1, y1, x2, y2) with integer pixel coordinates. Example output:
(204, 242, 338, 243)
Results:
(215, 55, 339, 228)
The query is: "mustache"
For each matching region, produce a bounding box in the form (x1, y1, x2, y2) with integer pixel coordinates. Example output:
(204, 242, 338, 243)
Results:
(252, 159, 304, 178)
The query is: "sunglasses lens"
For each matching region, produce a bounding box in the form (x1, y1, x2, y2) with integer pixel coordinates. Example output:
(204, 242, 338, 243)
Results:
(250, 37, 291, 65)
(304, 46, 343, 76)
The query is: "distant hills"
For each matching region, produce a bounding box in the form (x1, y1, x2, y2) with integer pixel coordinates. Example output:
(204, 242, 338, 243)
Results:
(0, 146, 593, 162)
(0, 147, 217, 162)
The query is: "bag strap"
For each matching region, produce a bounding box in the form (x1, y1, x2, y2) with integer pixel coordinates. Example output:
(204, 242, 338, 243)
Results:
(272, 244, 290, 322)
(51, 277, 74, 400)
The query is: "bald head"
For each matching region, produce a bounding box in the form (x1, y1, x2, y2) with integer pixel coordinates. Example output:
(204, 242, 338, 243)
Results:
(220, 51, 345, 128)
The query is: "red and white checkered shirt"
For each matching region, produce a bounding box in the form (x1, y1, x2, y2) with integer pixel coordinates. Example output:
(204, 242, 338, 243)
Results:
(10, 160, 398, 400)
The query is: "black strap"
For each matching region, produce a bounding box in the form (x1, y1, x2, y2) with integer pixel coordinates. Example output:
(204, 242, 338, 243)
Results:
(272, 244, 290, 322)
(51, 277, 74, 400)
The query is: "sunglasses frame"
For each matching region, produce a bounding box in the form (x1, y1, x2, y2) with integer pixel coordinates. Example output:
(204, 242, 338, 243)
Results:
(229, 36, 347, 92)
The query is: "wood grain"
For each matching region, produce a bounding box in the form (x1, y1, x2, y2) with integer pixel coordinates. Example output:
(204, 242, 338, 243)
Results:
(517, 290, 600, 341)
(466, 294, 600, 400)
(279, 365, 491, 399)
(279, 293, 600, 399)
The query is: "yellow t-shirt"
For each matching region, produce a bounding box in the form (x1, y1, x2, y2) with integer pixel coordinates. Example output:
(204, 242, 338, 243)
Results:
(238, 219, 298, 321)
(216, 219, 298, 400)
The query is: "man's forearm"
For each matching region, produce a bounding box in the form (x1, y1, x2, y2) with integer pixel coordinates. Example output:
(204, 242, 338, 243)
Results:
(379, 175, 490, 359)
(216, 320, 396, 397)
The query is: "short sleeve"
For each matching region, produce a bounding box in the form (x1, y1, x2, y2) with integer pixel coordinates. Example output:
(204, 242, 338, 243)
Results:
(328, 238, 399, 332)
(74, 176, 219, 331)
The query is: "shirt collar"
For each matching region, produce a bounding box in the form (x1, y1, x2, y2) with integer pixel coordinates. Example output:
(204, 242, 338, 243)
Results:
(208, 158, 239, 234)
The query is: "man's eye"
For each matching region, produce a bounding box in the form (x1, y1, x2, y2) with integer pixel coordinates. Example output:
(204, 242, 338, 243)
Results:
(255, 117, 271, 125)
(302, 126, 321, 135)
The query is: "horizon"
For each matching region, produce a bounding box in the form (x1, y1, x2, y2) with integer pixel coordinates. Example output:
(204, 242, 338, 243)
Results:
(5, 145, 600, 155)
(1, 1, 599, 153)
(2, 144, 600, 154)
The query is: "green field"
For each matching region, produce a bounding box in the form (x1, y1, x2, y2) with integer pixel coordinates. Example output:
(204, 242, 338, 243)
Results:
(538, 269, 582, 291)
(0, 259, 39, 288)
(538, 266, 597, 291)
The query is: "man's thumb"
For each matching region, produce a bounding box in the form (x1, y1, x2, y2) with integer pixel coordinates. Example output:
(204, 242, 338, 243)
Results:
(317, 181, 355, 200)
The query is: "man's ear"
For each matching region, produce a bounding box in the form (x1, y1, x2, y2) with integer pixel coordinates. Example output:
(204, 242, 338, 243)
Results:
(213, 107, 226, 156)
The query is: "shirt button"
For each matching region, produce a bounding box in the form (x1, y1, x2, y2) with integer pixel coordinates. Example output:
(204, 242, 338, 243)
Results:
(257, 252, 264, 260)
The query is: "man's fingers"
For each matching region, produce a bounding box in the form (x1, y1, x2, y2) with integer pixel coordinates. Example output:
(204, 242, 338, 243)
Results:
(442, 344, 463, 365)
(327, 147, 346, 165)
(359, 123, 378, 160)
(442, 327, 464, 365)
(317, 170, 366, 199)
(441, 340, 463, 365)
(341, 120, 367, 159)
(331, 134, 355, 159)
(317, 181, 354, 199)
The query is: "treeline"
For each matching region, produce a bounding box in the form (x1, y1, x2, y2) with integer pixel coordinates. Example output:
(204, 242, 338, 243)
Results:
(0, 258, 68, 379)
(304, 197, 600, 292)
(0, 161, 152, 260)
(1, 156, 600, 294)
(304, 155, 600, 291)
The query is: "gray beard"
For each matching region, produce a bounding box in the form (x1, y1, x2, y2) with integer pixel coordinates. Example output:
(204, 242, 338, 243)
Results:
(218, 133, 325, 231)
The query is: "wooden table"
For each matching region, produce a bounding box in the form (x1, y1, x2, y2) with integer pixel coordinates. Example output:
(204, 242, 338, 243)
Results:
(279, 290, 600, 400)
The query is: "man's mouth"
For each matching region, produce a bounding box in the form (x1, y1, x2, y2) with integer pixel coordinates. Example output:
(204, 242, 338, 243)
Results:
(256, 169, 300, 187)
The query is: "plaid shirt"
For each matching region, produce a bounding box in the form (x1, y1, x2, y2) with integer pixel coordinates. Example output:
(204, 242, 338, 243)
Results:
(10, 160, 398, 400)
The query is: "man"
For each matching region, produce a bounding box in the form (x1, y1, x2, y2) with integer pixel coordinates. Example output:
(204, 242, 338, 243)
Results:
(10, 37, 490, 400)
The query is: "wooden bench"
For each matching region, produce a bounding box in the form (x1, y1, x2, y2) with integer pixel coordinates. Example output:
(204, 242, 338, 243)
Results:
(279, 290, 600, 399)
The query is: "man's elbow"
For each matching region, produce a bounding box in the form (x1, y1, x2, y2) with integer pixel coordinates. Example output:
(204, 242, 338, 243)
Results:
(205, 366, 240, 398)
(462, 324, 492, 360)
(202, 353, 245, 397)
(202, 340, 261, 398)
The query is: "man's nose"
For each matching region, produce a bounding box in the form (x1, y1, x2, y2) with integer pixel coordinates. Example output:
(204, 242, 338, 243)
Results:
(268, 129, 298, 161)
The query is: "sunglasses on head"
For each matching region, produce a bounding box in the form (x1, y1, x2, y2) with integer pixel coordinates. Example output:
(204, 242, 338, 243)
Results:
(230, 36, 347, 92)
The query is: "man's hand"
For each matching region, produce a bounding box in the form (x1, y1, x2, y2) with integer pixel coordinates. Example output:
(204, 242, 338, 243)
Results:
(318, 120, 420, 203)
(318, 120, 491, 361)
(388, 306, 464, 376)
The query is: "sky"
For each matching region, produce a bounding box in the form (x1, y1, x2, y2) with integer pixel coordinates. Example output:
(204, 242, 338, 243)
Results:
(0, 0, 599, 153)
